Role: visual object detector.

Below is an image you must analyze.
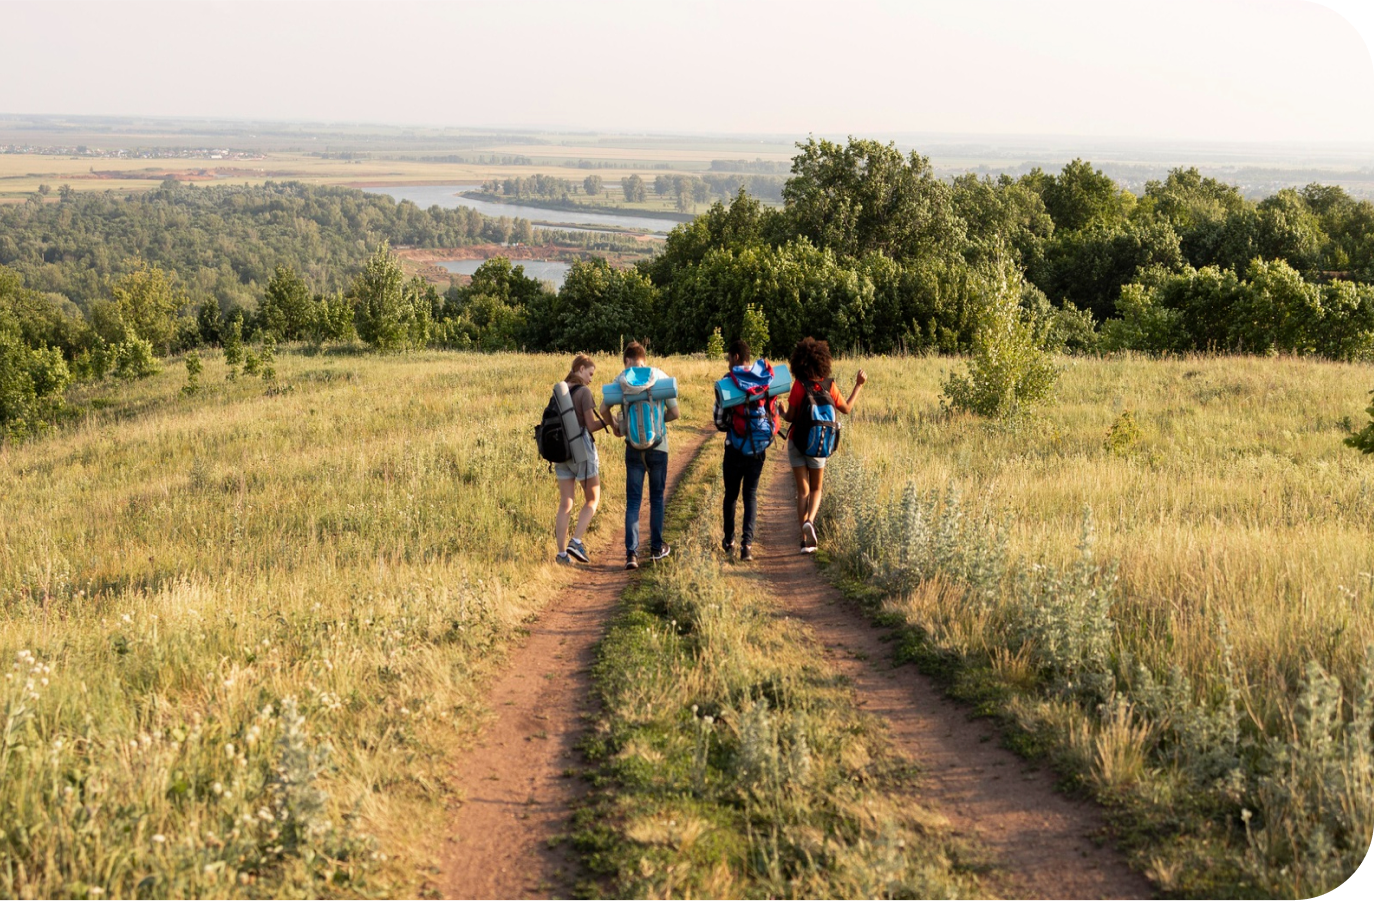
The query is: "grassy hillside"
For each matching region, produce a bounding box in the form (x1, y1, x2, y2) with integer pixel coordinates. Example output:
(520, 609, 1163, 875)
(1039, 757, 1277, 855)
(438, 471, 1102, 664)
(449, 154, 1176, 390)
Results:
(0, 348, 714, 898)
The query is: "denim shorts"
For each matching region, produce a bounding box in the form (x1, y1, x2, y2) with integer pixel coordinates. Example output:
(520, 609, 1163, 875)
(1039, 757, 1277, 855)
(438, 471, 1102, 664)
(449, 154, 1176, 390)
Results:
(787, 439, 827, 470)
(555, 435, 600, 481)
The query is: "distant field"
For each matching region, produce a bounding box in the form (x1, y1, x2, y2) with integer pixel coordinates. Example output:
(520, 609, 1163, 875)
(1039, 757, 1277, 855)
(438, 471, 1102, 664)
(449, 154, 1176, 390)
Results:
(0, 148, 728, 203)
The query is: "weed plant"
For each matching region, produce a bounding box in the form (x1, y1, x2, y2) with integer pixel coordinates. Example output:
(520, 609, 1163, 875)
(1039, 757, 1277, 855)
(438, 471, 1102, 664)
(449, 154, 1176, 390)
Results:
(577, 448, 979, 898)
(816, 352, 1374, 897)
(0, 348, 715, 898)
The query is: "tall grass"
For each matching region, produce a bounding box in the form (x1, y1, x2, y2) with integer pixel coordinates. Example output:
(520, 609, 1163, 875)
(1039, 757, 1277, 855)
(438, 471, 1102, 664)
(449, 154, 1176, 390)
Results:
(816, 352, 1374, 897)
(0, 348, 715, 898)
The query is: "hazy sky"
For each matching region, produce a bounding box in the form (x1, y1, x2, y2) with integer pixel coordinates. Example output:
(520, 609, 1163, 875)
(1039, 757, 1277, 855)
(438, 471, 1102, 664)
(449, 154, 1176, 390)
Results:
(3, 0, 1372, 144)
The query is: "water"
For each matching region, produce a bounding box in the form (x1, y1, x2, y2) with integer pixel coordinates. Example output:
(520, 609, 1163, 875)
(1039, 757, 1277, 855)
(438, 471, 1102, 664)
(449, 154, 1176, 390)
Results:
(360, 184, 684, 234)
(436, 258, 572, 288)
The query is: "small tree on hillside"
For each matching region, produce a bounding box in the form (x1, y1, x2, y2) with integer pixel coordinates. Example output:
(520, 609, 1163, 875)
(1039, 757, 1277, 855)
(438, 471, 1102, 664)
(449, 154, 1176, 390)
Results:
(942, 257, 1058, 418)
(740, 303, 770, 359)
(223, 316, 244, 380)
(1346, 389, 1374, 454)
(705, 327, 725, 358)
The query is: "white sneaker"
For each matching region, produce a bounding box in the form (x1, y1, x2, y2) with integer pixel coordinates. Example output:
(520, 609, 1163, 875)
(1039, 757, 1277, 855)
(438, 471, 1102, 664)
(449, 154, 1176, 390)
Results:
(801, 520, 818, 549)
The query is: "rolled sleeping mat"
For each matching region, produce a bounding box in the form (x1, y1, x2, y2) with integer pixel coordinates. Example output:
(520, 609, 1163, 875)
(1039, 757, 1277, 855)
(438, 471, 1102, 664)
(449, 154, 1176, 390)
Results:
(716, 362, 793, 409)
(602, 369, 678, 406)
(552, 380, 590, 465)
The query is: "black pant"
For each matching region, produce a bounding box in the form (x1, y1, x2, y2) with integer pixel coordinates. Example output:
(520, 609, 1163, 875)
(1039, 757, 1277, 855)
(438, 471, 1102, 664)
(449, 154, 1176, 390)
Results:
(722, 442, 765, 546)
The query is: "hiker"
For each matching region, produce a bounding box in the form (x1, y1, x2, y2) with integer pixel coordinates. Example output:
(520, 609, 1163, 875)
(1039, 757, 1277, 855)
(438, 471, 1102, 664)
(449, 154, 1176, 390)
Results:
(552, 353, 607, 566)
(713, 339, 778, 562)
(781, 336, 866, 554)
(599, 341, 679, 570)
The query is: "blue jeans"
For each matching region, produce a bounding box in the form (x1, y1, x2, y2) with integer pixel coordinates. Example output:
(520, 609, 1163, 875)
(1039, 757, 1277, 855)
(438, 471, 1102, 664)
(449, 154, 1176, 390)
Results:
(625, 449, 668, 556)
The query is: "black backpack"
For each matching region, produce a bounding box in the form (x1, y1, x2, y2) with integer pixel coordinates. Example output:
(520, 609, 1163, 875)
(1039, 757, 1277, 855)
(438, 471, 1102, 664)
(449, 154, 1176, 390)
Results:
(534, 390, 572, 464)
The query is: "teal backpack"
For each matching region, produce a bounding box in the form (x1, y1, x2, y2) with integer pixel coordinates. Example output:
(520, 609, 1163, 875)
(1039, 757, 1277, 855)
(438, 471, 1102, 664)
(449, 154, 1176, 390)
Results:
(617, 367, 665, 451)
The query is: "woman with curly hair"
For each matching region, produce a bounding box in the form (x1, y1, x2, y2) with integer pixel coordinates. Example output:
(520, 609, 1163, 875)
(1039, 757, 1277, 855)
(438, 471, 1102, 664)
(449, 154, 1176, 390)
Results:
(781, 337, 866, 554)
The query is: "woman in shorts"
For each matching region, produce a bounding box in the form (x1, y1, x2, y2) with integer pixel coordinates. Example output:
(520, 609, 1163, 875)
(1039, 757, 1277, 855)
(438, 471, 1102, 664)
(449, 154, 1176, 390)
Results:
(554, 353, 607, 565)
(781, 337, 866, 554)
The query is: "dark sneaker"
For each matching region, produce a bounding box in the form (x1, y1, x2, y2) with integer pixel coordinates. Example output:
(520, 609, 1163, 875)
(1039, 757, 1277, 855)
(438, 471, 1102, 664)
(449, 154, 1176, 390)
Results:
(555, 552, 573, 566)
(801, 520, 818, 548)
(739, 544, 753, 562)
(566, 538, 590, 563)
(721, 539, 734, 558)
(625, 554, 639, 571)
(651, 543, 672, 562)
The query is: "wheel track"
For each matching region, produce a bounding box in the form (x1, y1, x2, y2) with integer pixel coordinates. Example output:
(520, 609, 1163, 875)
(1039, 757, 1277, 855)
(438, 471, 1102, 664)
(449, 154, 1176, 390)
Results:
(438, 427, 713, 900)
(753, 454, 1154, 900)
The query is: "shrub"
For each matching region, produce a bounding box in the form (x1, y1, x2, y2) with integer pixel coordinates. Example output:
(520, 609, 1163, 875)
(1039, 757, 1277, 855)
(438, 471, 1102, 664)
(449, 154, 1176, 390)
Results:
(181, 351, 202, 396)
(1, 311, 72, 440)
(112, 336, 160, 381)
(942, 258, 1059, 417)
(740, 303, 770, 358)
(1346, 389, 1374, 454)
(705, 327, 724, 358)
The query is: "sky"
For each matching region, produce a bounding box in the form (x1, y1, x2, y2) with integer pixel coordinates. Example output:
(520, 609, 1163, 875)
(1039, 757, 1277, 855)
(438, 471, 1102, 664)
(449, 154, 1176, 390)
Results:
(2, 0, 1373, 145)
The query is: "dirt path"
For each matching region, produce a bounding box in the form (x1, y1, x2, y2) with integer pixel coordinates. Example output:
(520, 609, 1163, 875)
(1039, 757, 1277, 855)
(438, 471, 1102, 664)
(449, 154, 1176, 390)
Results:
(438, 428, 712, 900)
(754, 456, 1154, 900)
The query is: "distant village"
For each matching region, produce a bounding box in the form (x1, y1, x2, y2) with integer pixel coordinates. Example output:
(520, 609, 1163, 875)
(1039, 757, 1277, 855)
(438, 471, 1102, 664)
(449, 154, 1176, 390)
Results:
(0, 144, 264, 161)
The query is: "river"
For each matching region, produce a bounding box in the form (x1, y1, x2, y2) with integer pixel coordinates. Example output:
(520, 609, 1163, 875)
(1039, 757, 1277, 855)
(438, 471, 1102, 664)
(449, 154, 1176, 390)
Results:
(360, 184, 683, 234)
(435, 259, 572, 288)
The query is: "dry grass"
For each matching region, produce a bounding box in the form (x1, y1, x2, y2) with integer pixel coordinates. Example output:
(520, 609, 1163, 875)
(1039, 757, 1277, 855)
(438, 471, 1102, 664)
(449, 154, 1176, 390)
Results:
(0, 348, 716, 898)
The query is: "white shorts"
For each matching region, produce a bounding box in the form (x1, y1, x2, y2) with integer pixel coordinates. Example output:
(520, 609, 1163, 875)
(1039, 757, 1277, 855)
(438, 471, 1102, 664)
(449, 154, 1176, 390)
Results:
(555, 435, 600, 482)
(787, 439, 827, 470)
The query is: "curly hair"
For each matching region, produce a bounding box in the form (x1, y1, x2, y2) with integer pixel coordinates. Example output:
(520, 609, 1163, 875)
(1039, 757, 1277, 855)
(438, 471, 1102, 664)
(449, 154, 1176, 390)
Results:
(789, 336, 832, 382)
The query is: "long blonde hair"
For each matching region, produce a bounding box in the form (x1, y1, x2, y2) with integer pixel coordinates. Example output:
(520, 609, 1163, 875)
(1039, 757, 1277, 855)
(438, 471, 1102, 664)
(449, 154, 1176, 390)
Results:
(564, 353, 595, 386)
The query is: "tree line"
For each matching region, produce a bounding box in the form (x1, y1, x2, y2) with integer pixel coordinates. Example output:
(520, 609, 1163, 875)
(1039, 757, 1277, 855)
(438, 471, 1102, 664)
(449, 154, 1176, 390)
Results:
(6, 137, 1374, 440)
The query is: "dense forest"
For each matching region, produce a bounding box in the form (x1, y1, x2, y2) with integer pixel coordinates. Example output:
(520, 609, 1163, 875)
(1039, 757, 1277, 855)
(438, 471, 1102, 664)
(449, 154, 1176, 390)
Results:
(5, 137, 1374, 438)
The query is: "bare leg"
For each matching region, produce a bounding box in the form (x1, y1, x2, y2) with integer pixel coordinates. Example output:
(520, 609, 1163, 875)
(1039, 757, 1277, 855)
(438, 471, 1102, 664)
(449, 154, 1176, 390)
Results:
(805, 468, 826, 525)
(574, 476, 600, 541)
(555, 478, 576, 552)
(792, 466, 811, 526)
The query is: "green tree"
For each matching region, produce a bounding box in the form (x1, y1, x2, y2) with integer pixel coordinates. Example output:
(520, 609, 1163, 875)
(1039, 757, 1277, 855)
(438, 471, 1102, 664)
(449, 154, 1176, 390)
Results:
(782, 136, 964, 262)
(182, 350, 203, 396)
(349, 244, 429, 351)
(740, 303, 770, 356)
(554, 258, 658, 352)
(222, 315, 244, 379)
(1, 309, 72, 440)
(583, 174, 603, 196)
(1346, 389, 1374, 454)
(621, 174, 647, 203)
(1036, 159, 1127, 232)
(109, 260, 189, 354)
(259, 265, 314, 340)
(705, 327, 725, 357)
(942, 257, 1059, 418)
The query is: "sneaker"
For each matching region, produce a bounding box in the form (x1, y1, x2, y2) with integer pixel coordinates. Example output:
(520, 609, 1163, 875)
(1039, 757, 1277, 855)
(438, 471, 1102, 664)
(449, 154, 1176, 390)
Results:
(555, 552, 573, 566)
(801, 520, 818, 548)
(651, 543, 672, 562)
(721, 539, 734, 558)
(566, 537, 590, 563)
(739, 544, 753, 562)
(625, 554, 639, 571)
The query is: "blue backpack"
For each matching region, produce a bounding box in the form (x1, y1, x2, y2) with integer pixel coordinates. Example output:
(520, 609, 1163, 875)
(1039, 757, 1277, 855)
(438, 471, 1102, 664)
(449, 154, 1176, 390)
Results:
(617, 367, 665, 451)
(725, 360, 777, 458)
(797, 378, 840, 458)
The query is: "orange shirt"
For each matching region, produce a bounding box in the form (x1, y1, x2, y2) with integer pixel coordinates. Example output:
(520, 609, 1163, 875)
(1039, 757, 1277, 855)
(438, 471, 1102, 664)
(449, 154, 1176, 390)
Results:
(787, 379, 842, 410)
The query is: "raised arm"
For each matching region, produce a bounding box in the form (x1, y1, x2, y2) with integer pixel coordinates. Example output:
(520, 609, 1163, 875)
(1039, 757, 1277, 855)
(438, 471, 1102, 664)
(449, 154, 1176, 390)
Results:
(833, 369, 867, 415)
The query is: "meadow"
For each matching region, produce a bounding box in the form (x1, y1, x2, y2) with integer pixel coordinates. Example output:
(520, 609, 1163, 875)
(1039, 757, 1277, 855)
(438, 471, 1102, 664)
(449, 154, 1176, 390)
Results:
(0, 348, 715, 898)
(817, 352, 1374, 896)
(3, 346, 1372, 898)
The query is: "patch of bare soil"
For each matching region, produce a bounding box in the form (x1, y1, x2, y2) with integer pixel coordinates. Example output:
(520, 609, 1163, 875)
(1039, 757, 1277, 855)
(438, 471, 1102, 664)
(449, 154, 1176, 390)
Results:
(437, 429, 712, 900)
(754, 456, 1155, 900)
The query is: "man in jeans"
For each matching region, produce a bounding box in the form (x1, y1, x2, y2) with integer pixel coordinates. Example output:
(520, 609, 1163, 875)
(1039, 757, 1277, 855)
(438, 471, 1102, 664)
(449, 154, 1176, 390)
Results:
(599, 342, 679, 570)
